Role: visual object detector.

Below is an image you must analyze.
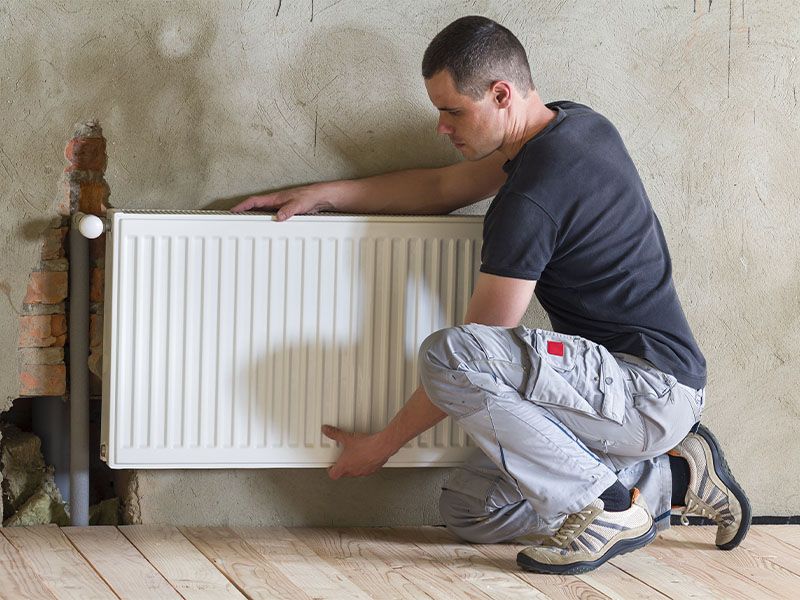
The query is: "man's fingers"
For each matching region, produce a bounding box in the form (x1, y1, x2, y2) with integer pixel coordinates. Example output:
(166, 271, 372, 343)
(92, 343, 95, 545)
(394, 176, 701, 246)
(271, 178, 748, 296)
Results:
(230, 193, 283, 213)
(229, 198, 253, 213)
(321, 424, 343, 442)
(327, 464, 342, 480)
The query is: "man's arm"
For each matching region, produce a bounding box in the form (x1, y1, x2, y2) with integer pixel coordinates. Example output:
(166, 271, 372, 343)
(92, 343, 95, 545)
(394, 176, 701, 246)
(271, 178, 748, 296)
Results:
(231, 151, 507, 219)
(324, 272, 536, 479)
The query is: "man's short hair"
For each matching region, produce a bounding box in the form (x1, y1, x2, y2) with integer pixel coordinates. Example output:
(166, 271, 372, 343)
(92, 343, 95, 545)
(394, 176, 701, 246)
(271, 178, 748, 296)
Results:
(422, 16, 535, 100)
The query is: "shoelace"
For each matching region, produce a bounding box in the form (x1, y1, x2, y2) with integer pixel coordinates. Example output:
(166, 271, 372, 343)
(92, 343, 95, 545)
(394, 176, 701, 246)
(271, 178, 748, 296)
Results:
(548, 507, 594, 547)
(680, 496, 733, 527)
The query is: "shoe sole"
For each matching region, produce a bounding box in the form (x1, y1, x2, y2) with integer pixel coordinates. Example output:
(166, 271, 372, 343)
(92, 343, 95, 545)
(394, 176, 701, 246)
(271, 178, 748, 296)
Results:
(515, 522, 657, 575)
(695, 424, 752, 550)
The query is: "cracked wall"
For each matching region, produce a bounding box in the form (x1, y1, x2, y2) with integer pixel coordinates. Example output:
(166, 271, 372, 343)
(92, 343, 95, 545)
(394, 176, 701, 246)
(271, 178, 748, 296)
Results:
(0, 0, 797, 524)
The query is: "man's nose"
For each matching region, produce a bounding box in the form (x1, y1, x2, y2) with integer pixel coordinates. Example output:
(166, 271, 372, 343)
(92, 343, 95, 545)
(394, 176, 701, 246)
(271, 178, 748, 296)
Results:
(436, 117, 453, 135)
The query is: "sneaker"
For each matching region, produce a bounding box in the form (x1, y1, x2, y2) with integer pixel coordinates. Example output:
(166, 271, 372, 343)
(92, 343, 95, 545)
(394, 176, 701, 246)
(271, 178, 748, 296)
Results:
(516, 488, 656, 575)
(670, 424, 751, 550)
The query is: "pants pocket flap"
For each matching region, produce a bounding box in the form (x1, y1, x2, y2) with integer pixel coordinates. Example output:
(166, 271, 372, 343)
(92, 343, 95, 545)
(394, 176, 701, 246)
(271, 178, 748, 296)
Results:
(525, 359, 599, 417)
(597, 346, 626, 424)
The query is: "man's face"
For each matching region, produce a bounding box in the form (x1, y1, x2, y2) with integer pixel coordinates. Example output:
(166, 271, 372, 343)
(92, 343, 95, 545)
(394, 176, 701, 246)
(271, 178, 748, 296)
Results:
(424, 70, 504, 161)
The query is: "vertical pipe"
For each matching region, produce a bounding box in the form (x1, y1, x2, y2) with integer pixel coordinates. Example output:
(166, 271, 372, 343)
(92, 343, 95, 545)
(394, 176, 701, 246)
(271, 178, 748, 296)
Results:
(69, 214, 90, 526)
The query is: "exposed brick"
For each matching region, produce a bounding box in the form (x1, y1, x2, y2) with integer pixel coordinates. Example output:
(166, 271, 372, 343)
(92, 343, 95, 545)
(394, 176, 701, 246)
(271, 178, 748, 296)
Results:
(89, 314, 103, 349)
(24, 271, 68, 304)
(89, 233, 106, 265)
(22, 302, 65, 316)
(41, 259, 68, 272)
(77, 181, 109, 216)
(18, 315, 67, 348)
(18, 347, 64, 365)
(88, 350, 103, 380)
(19, 364, 66, 396)
(64, 136, 107, 173)
(90, 268, 104, 303)
(41, 227, 67, 260)
(51, 314, 67, 337)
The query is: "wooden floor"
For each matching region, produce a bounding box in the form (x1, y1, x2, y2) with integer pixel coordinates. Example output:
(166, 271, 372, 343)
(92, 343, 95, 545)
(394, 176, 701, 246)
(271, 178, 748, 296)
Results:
(0, 525, 798, 599)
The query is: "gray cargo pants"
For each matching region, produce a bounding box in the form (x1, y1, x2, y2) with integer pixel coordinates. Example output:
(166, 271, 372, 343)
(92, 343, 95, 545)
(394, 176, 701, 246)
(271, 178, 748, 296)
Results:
(418, 324, 705, 543)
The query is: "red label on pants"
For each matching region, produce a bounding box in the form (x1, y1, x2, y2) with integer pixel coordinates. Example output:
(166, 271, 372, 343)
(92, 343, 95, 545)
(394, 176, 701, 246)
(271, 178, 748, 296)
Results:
(547, 341, 564, 356)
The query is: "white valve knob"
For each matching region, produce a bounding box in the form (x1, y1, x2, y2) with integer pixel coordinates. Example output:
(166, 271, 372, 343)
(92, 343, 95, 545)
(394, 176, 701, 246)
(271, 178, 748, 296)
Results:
(74, 213, 104, 239)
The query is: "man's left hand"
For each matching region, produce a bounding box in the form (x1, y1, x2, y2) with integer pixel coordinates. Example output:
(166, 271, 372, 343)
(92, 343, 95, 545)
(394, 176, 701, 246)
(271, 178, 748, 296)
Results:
(322, 425, 392, 479)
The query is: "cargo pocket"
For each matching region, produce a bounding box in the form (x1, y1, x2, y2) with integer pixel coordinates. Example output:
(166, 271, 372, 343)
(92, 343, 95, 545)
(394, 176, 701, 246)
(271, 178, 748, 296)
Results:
(615, 356, 682, 454)
(617, 357, 676, 402)
(516, 328, 626, 425)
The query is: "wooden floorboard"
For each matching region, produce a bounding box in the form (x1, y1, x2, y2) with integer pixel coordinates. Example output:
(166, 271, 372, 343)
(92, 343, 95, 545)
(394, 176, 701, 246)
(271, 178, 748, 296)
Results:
(673, 525, 799, 598)
(390, 526, 552, 599)
(0, 532, 57, 600)
(0, 524, 796, 600)
(62, 526, 181, 600)
(473, 538, 615, 600)
(620, 526, 779, 599)
(232, 527, 372, 599)
(0, 525, 116, 600)
(180, 526, 310, 600)
(293, 527, 491, 599)
(744, 526, 800, 577)
(761, 523, 800, 550)
(119, 524, 246, 600)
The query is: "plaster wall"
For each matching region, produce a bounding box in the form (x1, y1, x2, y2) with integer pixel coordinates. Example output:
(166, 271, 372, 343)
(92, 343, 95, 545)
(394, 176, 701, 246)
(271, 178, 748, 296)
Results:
(1, 0, 797, 525)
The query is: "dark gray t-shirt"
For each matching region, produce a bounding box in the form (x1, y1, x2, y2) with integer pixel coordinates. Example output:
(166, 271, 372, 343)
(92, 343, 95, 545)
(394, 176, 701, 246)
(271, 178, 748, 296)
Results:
(481, 100, 706, 389)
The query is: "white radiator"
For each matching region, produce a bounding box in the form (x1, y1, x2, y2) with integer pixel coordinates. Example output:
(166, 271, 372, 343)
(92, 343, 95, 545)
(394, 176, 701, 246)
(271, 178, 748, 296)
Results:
(100, 210, 482, 468)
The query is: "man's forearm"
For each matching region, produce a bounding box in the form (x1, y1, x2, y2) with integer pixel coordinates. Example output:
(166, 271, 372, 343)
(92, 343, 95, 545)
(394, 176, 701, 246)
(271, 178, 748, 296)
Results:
(374, 385, 447, 457)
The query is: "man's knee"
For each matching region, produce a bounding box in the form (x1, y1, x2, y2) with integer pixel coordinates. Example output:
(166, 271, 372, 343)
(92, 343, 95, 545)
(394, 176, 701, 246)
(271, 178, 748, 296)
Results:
(418, 326, 482, 412)
(439, 488, 502, 543)
(418, 326, 472, 374)
(439, 488, 541, 544)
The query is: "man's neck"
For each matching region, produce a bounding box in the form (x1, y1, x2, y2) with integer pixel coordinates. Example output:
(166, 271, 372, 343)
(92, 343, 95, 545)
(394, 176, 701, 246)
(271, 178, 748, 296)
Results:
(499, 94, 558, 162)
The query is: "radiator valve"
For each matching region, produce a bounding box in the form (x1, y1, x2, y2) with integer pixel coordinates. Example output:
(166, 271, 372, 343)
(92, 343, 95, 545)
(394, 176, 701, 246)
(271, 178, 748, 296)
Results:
(74, 212, 105, 239)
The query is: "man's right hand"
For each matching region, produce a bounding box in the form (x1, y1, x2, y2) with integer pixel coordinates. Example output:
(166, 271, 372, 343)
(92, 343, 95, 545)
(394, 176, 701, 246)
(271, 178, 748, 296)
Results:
(230, 183, 337, 221)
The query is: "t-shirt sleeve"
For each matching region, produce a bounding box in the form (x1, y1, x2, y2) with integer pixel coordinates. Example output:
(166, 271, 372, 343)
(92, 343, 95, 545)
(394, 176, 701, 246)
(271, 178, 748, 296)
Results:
(480, 192, 558, 281)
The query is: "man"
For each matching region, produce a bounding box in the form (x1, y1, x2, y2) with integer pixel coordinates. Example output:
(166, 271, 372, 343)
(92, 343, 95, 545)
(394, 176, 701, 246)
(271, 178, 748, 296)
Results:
(233, 16, 750, 574)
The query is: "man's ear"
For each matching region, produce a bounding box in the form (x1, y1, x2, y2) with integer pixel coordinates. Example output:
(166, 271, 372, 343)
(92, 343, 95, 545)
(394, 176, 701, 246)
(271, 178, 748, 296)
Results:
(491, 81, 513, 109)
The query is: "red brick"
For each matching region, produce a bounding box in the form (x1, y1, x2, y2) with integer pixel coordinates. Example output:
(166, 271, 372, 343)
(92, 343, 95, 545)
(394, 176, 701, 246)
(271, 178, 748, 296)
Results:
(19, 364, 66, 396)
(64, 137, 107, 173)
(89, 314, 103, 349)
(24, 271, 68, 304)
(51, 314, 67, 337)
(18, 315, 67, 348)
(90, 268, 104, 302)
(77, 181, 109, 216)
(89, 233, 106, 265)
(41, 227, 67, 260)
(88, 350, 103, 380)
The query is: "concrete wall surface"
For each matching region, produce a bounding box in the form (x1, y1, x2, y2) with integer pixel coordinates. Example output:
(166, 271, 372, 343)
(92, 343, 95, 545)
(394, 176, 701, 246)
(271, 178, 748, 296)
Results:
(1, 0, 797, 525)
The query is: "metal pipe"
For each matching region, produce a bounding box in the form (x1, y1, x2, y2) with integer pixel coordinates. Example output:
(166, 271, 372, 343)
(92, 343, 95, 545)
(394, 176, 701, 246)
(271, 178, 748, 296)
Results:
(68, 212, 102, 526)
